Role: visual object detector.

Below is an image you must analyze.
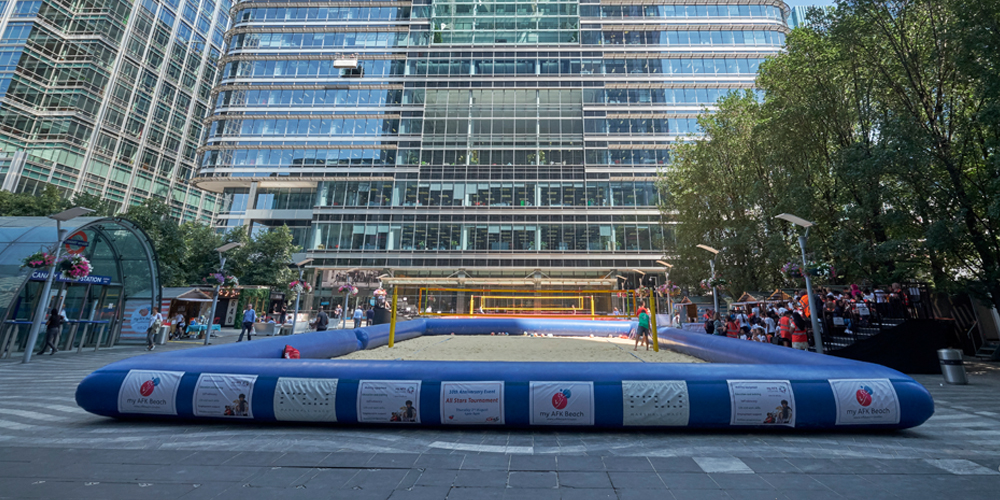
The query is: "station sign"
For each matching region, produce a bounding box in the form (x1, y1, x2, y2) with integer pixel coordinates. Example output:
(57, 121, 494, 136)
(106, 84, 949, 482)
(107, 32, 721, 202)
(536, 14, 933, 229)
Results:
(63, 231, 88, 254)
(30, 270, 112, 285)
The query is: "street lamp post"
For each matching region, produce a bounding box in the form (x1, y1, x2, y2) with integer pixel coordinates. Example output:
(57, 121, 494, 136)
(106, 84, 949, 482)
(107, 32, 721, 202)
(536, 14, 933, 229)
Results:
(775, 213, 824, 354)
(23, 207, 95, 363)
(657, 260, 673, 326)
(290, 256, 313, 335)
(205, 242, 243, 345)
(696, 244, 721, 315)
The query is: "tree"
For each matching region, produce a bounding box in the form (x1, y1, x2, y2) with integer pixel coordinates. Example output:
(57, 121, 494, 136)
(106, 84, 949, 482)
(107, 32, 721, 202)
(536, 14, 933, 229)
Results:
(224, 225, 299, 287)
(122, 198, 186, 286)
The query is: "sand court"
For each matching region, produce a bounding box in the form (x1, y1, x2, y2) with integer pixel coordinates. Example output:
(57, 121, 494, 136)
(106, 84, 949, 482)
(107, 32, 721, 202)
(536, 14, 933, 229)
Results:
(337, 334, 705, 363)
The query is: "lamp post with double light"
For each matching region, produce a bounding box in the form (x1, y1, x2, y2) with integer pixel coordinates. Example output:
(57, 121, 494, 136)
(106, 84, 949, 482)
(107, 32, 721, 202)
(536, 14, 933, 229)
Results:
(23, 207, 95, 363)
(205, 242, 243, 345)
(774, 213, 824, 354)
(289, 255, 313, 335)
(657, 260, 673, 326)
(696, 244, 721, 315)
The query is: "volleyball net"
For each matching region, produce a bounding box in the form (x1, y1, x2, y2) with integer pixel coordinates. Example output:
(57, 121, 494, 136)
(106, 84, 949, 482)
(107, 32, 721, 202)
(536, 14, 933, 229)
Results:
(414, 287, 655, 319)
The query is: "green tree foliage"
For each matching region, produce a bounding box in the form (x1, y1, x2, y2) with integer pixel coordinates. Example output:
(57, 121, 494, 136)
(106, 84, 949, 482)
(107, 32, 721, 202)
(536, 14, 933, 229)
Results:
(662, 0, 1000, 309)
(222, 225, 298, 287)
(122, 199, 186, 286)
(0, 186, 116, 217)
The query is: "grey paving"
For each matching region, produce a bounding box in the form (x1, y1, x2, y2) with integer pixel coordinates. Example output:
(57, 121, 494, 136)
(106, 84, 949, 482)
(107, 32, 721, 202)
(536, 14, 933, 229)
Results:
(1, 331, 1000, 498)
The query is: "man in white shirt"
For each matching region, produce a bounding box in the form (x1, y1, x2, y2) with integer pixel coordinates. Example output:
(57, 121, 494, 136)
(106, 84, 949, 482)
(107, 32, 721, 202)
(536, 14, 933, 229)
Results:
(146, 308, 163, 351)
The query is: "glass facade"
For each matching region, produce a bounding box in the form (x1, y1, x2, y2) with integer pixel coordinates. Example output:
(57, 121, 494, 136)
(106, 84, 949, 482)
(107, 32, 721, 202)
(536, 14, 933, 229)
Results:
(196, 0, 789, 285)
(0, 0, 231, 222)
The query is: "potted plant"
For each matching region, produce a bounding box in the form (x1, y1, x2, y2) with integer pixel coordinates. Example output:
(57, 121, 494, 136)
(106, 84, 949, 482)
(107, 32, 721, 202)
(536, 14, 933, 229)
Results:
(205, 273, 239, 288)
(21, 251, 55, 270)
(58, 254, 92, 280)
(288, 280, 313, 297)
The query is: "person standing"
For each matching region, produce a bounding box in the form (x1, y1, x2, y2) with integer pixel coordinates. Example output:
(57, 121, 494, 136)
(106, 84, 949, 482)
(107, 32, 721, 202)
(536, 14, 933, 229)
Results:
(146, 308, 163, 351)
(353, 305, 364, 328)
(238, 303, 256, 342)
(314, 306, 330, 331)
(40, 305, 67, 355)
(778, 310, 793, 347)
(791, 312, 809, 350)
(634, 307, 651, 351)
(366, 306, 375, 326)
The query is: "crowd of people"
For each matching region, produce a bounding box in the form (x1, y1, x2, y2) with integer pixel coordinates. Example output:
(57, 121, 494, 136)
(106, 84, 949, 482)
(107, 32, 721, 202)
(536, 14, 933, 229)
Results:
(697, 284, 918, 350)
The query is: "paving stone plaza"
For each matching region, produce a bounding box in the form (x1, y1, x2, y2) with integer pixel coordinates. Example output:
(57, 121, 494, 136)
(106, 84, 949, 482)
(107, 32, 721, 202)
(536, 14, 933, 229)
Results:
(1, 331, 998, 499)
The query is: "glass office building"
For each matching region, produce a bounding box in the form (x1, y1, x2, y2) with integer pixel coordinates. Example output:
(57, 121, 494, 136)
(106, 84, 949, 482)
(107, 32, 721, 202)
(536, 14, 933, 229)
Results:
(0, 0, 231, 222)
(196, 0, 789, 294)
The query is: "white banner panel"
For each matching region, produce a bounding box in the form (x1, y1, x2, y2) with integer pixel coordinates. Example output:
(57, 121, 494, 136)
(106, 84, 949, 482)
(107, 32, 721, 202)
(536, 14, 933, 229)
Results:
(622, 380, 689, 426)
(117, 369, 183, 415)
(192, 373, 257, 418)
(529, 381, 594, 426)
(728, 380, 795, 427)
(440, 381, 504, 425)
(357, 380, 421, 423)
(274, 377, 339, 422)
(830, 379, 900, 425)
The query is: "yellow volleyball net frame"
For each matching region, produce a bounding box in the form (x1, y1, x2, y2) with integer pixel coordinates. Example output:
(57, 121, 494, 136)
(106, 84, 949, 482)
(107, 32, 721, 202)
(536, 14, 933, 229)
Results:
(414, 287, 651, 319)
(391, 286, 660, 351)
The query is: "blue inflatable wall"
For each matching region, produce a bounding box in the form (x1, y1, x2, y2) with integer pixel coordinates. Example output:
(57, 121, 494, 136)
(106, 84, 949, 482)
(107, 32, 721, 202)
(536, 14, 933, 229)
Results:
(76, 319, 933, 430)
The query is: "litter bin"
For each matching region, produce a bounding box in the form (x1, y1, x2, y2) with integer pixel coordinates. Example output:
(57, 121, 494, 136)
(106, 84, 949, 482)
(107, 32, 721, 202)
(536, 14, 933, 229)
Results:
(937, 348, 968, 385)
(156, 325, 169, 345)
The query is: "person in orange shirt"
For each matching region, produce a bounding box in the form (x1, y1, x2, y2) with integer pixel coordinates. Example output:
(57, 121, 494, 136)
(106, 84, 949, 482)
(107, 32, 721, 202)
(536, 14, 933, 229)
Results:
(778, 310, 793, 347)
(799, 292, 810, 318)
(725, 315, 740, 338)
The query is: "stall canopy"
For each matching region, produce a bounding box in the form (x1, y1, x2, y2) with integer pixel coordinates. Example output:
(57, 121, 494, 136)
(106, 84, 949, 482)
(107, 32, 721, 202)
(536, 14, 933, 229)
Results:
(767, 289, 794, 302)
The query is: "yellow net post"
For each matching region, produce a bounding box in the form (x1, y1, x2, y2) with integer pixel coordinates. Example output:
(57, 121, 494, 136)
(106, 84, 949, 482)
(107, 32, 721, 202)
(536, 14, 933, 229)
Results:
(388, 286, 398, 348)
(649, 288, 659, 352)
(590, 296, 595, 317)
(469, 294, 474, 316)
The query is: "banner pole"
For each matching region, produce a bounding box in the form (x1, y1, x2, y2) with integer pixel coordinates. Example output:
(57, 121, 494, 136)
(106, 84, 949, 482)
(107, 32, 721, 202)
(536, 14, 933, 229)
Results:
(388, 287, 398, 348)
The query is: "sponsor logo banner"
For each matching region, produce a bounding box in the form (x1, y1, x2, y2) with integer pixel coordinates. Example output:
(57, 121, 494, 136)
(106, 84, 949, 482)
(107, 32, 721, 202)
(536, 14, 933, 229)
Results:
(622, 380, 689, 426)
(728, 380, 796, 427)
(440, 381, 504, 425)
(829, 379, 900, 425)
(529, 381, 594, 426)
(357, 380, 421, 423)
(117, 369, 183, 415)
(274, 377, 338, 422)
(193, 373, 257, 418)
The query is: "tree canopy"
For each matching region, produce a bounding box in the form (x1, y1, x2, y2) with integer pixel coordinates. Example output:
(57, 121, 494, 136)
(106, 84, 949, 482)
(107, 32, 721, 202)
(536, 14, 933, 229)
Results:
(661, 0, 1000, 310)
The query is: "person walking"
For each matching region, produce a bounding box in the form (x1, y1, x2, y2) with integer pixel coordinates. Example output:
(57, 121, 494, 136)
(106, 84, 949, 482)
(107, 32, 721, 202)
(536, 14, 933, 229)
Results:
(238, 303, 256, 342)
(146, 308, 163, 351)
(353, 305, 364, 328)
(314, 306, 330, 331)
(365, 306, 375, 326)
(40, 305, 67, 355)
(791, 311, 809, 350)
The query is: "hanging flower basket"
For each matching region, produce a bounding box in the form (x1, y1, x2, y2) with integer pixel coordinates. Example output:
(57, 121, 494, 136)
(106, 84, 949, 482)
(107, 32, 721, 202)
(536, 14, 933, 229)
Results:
(288, 280, 313, 296)
(205, 273, 239, 288)
(373, 287, 387, 297)
(338, 284, 359, 295)
(58, 254, 92, 280)
(656, 283, 681, 297)
(636, 286, 650, 296)
(708, 277, 728, 289)
(21, 251, 55, 270)
(807, 262, 833, 278)
(780, 262, 804, 279)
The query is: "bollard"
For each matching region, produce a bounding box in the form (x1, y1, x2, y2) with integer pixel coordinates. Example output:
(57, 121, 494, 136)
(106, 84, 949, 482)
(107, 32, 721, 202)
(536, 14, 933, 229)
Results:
(937, 348, 968, 385)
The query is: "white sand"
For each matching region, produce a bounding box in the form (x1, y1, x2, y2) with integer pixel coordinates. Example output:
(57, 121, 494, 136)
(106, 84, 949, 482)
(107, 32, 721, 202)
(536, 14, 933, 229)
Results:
(339, 335, 704, 363)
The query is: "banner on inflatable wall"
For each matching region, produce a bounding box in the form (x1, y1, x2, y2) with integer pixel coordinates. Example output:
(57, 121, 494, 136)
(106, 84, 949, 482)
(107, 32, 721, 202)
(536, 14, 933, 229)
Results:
(440, 381, 504, 425)
(357, 380, 421, 423)
(117, 369, 183, 415)
(622, 380, 689, 426)
(193, 373, 257, 418)
(274, 377, 339, 422)
(529, 381, 594, 426)
(728, 380, 796, 427)
(830, 379, 900, 425)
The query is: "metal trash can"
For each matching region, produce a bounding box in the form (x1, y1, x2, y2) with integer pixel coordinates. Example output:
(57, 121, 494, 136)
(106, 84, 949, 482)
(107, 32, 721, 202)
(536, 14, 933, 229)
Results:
(156, 326, 169, 345)
(937, 348, 968, 385)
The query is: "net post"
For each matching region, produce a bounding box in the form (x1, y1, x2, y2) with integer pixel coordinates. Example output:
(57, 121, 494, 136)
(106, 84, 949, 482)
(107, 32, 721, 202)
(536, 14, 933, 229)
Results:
(389, 286, 398, 348)
(469, 294, 474, 316)
(649, 289, 659, 352)
(590, 296, 595, 318)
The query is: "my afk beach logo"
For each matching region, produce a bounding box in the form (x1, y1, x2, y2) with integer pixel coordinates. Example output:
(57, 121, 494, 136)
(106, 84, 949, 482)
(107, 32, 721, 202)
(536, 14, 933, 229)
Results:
(118, 370, 183, 415)
(830, 379, 900, 425)
(530, 382, 594, 425)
